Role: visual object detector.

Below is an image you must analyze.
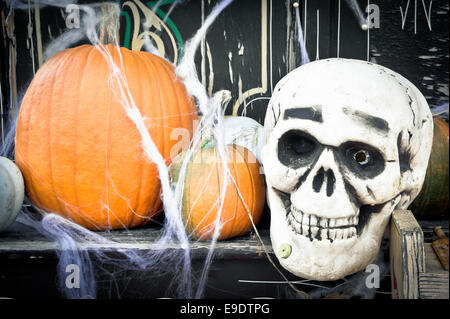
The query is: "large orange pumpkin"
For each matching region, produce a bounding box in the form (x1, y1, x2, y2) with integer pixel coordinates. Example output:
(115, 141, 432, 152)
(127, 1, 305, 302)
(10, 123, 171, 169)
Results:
(170, 144, 265, 240)
(15, 44, 197, 230)
(411, 116, 449, 219)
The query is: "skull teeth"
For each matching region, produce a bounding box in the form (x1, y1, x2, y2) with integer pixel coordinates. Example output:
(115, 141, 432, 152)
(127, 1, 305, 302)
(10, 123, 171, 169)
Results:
(302, 224, 309, 237)
(287, 207, 358, 241)
(319, 218, 328, 228)
(310, 215, 318, 227)
(329, 229, 336, 240)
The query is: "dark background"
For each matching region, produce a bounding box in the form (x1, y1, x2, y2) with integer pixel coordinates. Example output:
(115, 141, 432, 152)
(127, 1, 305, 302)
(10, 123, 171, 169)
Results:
(2, 0, 447, 129)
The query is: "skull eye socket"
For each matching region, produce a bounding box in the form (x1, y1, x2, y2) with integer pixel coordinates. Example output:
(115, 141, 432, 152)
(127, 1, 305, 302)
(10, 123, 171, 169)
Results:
(353, 150, 371, 166)
(278, 130, 322, 168)
(292, 135, 315, 155)
(339, 142, 385, 179)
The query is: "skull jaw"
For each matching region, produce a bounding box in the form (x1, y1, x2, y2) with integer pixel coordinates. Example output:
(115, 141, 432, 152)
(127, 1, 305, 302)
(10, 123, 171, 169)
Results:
(268, 188, 400, 281)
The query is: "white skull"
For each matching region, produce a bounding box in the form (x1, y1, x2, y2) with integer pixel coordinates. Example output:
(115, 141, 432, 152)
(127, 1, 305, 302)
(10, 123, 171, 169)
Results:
(262, 58, 433, 281)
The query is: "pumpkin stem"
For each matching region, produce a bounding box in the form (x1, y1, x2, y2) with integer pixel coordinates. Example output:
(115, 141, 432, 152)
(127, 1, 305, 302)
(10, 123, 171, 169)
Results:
(99, 3, 120, 45)
(200, 139, 216, 149)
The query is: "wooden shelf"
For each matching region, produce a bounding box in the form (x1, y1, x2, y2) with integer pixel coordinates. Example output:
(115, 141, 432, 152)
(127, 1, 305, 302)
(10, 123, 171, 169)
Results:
(0, 221, 272, 258)
(420, 243, 449, 299)
(390, 210, 449, 299)
(0, 213, 447, 298)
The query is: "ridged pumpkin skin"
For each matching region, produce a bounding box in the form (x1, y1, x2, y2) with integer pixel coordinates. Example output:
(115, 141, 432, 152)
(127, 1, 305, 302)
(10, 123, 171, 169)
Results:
(171, 144, 265, 240)
(411, 116, 449, 219)
(15, 45, 197, 230)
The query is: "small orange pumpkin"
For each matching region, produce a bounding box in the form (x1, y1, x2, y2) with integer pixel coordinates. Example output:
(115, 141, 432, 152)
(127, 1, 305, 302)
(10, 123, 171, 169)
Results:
(15, 44, 197, 230)
(171, 143, 265, 240)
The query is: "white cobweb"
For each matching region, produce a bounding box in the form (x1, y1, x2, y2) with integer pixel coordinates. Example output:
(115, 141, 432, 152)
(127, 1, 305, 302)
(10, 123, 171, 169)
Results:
(1, 0, 387, 299)
(3, 0, 267, 299)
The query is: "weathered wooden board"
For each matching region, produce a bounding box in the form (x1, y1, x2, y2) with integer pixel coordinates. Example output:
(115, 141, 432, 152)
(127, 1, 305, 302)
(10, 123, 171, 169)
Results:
(390, 209, 425, 299)
(390, 210, 449, 299)
(419, 243, 449, 299)
(0, 221, 272, 258)
(419, 272, 449, 299)
(0, 221, 282, 298)
(0, 218, 396, 299)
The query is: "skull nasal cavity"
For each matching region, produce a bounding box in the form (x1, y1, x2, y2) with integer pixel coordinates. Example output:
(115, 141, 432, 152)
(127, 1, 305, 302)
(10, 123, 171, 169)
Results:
(312, 168, 325, 192)
(312, 168, 336, 197)
(326, 170, 336, 197)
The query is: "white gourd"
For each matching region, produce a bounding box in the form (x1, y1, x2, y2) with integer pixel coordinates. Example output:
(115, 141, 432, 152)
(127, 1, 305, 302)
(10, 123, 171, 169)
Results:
(0, 157, 24, 232)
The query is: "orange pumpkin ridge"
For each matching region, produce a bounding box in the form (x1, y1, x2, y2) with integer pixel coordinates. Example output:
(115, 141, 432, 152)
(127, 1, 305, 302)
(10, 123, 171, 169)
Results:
(172, 144, 265, 241)
(234, 145, 258, 234)
(15, 44, 197, 230)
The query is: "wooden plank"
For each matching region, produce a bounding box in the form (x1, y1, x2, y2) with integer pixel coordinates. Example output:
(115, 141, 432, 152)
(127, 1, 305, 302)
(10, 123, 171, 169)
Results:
(0, 221, 273, 259)
(419, 273, 449, 299)
(390, 210, 425, 299)
(425, 242, 449, 273)
(419, 243, 449, 299)
(431, 227, 449, 271)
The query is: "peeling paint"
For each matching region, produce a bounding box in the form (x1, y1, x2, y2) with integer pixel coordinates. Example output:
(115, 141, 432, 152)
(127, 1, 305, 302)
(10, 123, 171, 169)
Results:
(228, 51, 233, 84)
(238, 42, 244, 56)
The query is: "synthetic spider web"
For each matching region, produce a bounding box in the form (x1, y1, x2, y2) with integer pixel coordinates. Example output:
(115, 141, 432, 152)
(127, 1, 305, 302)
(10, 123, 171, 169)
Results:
(0, 0, 389, 299)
